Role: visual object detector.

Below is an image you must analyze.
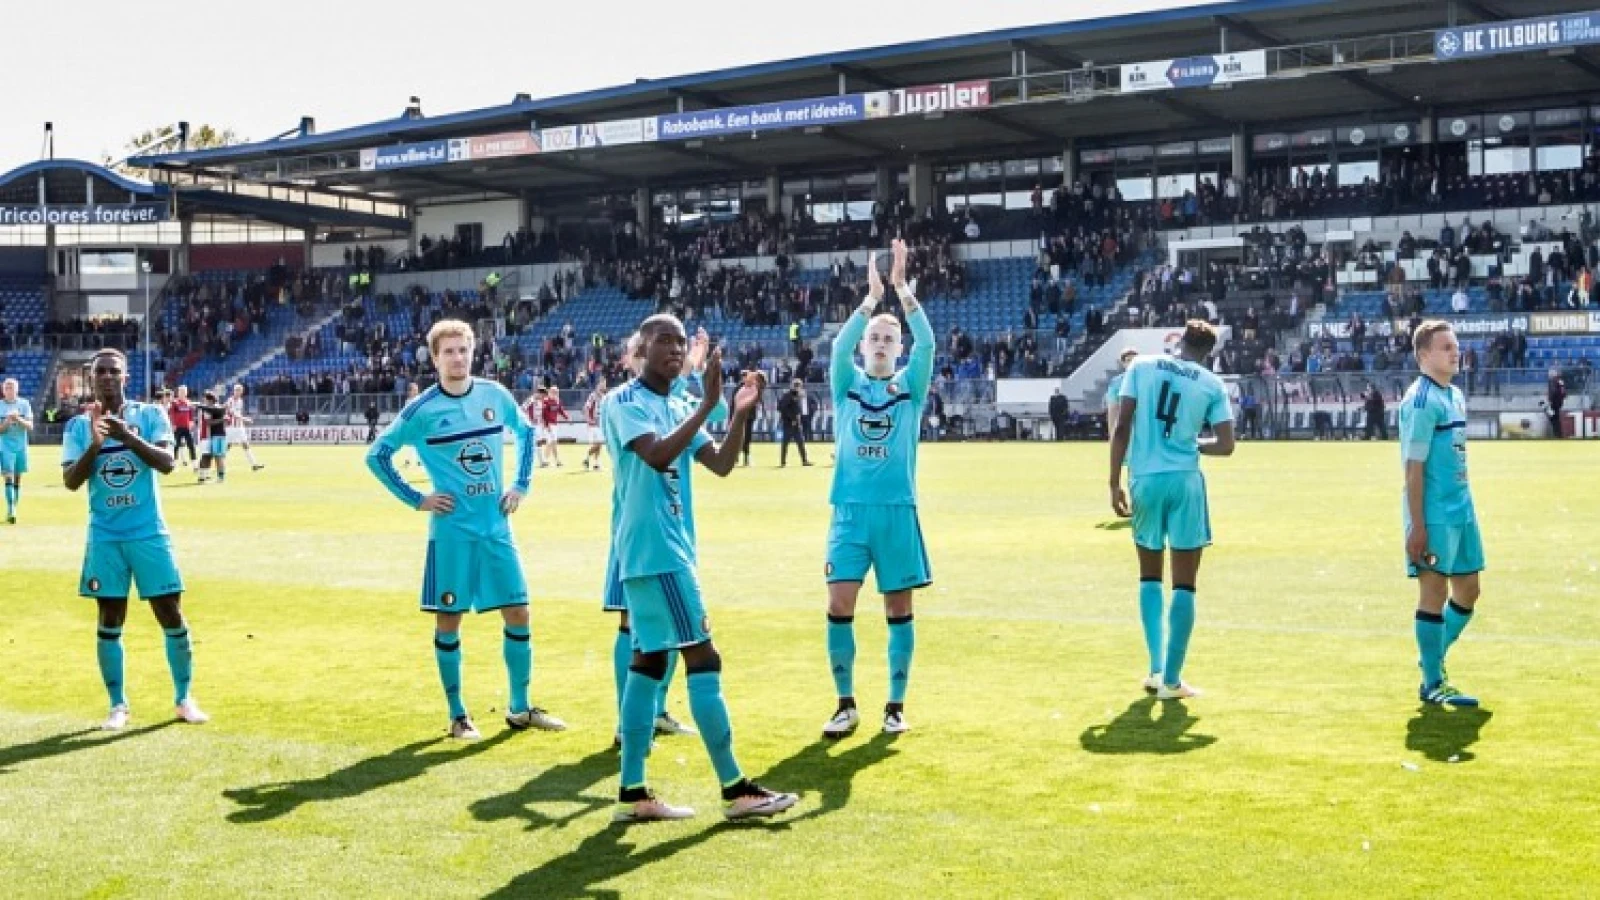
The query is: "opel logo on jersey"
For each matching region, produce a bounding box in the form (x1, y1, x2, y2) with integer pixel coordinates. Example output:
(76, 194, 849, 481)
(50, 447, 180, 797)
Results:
(100, 454, 138, 489)
(456, 440, 494, 476)
(483, 408, 496, 421)
(857, 412, 894, 442)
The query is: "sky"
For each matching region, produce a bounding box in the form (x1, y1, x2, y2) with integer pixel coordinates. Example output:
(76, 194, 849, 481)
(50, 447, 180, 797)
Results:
(0, 0, 1222, 171)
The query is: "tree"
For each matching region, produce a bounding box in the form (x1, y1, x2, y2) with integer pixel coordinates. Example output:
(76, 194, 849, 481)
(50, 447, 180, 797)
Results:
(105, 124, 245, 172)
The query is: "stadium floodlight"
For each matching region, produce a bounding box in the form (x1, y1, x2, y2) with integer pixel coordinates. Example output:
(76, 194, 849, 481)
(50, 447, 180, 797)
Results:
(140, 258, 153, 400)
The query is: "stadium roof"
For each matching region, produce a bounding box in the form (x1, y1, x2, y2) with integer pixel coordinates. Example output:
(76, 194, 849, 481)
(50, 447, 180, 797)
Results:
(130, 0, 1600, 205)
(0, 159, 169, 206)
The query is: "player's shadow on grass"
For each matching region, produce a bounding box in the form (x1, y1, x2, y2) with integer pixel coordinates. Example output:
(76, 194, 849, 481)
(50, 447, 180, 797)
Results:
(0, 721, 175, 774)
(754, 733, 897, 823)
(1080, 697, 1217, 755)
(1095, 519, 1133, 532)
(483, 736, 895, 899)
(1405, 704, 1493, 763)
(470, 748, 617, 831)
(223, 730, 513, 824)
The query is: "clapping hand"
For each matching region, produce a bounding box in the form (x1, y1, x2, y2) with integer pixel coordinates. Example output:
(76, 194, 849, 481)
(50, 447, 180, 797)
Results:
(85, 402, 109, 447)
(687, 327, 711, 374)
(734, 370, 766, 413)
(867, 252, 884, 301)
(700, 347, 724, 403)
(102, 414, 133, 443)
(891, 238, 909, 289)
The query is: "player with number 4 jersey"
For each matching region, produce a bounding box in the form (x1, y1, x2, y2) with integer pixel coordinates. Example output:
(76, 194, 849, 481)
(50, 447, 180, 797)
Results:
(1109, 321, 1235, 701)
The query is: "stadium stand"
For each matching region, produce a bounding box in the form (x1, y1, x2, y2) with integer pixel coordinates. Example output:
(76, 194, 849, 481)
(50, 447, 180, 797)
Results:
(0, 274, 51, 400)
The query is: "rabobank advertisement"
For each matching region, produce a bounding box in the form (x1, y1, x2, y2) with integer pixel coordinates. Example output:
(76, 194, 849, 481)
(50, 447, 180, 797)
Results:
(656, 95, 866, 140)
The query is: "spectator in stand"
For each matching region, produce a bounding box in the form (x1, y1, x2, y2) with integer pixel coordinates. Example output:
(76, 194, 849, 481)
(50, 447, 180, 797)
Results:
(1547, 368, 1567, 438)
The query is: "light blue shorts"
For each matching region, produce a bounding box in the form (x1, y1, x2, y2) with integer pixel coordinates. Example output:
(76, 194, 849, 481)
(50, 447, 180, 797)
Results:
(420, 536, 529, 613)
(1406, 521, 1486, 578)
(623, 568, 709, 654)
(601, 550, 627, 613)
(1131, 471, 1212, 552)
(208, 436, 228, 458)
(80, 536, 185, 600)
(825, 504, 933, 594)
(0, 446, 28, 476)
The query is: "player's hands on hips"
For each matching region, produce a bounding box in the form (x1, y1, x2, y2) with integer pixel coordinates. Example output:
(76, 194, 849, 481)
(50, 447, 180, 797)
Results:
(734, 371, 766, 413)
(867, 252, 884, 301)
(418, 493, 456, 515)
(1109, 483, 1131, 518)
(687, 328, 711, 374)
(499, 488, 524, 516)
(1405, 524, 1429, 566)
(890, 238, 908, 288)
(700, 348, 723, 403)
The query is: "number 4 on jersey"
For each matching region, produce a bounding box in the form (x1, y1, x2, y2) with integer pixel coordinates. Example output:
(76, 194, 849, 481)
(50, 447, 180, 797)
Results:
(1155, 382, 1182, 438)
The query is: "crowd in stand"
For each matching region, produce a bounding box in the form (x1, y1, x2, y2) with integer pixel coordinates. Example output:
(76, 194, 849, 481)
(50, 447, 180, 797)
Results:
(0, 319, 39, 351)
(1148, 156, 1600, 231)
(41, 316, 143, 350)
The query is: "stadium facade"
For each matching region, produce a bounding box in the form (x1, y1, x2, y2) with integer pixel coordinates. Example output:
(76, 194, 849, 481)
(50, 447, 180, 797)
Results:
(2, 0, 1598, 439)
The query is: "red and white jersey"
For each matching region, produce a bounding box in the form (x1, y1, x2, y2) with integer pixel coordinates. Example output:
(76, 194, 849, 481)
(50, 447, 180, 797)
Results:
(584, 391, 603, 426)
(167, 399, 194, 429)
(224, 396, 247, 427)
(540, 396, 566, 426)
(522, 396, 541, 425)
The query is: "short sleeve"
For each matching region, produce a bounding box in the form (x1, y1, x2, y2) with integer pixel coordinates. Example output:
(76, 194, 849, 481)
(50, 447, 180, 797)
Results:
(1207, 379, 1235, 425)
(1118, 364, 1141, 401)
(144, 405, 174, 445)
(1400, 393, 1436, 462)
(61, 418, 86, 467)
(605, 396, 657, 452)
(689, 427, 712, 457)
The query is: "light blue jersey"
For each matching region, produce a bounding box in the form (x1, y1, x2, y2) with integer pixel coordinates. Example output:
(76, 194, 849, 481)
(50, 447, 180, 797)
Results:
(605, 378, 712, 580)
(0, 397, 32, 450)
(601, 375, 722, 610)
(674, 373, 728, 426)
(1399, 376, 1474, 526)
(366, 379, 535, 541)
(1118, 356, 1232, 477)
(1105, 374, 1125, 412)
(61, 402, 173, 542)
(829, 307, 935, 507)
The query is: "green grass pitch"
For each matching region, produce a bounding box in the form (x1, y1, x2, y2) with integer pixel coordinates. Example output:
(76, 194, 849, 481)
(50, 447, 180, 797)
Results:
(1, 441, 1597, 898)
